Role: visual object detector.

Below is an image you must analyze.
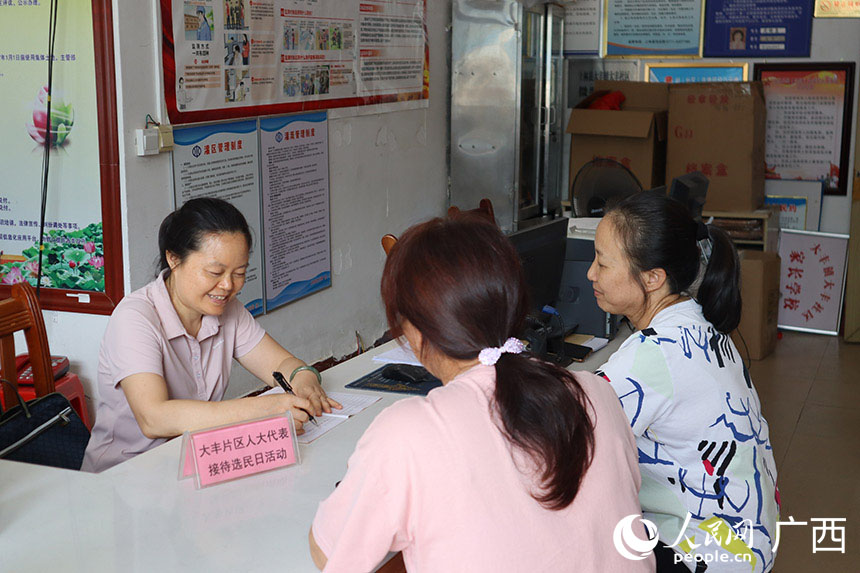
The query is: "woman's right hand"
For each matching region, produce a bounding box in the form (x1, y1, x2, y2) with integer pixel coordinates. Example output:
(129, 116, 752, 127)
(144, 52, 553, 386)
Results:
(270, 393, 312, 431)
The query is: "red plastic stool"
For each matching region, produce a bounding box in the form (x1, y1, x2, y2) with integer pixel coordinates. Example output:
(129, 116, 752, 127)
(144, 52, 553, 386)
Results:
(0, 372, 92, 430)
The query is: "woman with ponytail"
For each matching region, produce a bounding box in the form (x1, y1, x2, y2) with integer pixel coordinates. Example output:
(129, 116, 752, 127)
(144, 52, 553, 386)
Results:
(589, 191, 778, 572)
(310, 216, 652, 572)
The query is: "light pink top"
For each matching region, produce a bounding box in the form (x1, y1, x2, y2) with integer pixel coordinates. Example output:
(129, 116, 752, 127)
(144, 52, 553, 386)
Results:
(81, 271, 265, 473)
(312, 364, 654, 572)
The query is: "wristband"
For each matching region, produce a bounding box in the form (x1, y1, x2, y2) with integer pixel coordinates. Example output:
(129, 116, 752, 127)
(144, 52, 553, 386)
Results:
(289, 365, 321, 384)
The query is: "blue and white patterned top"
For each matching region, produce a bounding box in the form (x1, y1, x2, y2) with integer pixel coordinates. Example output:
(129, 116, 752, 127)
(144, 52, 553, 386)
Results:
(598, 300, 779, 572)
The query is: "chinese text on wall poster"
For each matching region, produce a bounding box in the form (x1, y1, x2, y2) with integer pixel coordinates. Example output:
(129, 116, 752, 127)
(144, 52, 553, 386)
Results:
(162, 0, 429, 123)
(778, 230, 848, 334)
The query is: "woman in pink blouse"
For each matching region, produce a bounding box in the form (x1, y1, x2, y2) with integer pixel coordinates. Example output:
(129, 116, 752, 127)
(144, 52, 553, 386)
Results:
(310, 216, 654, 572)
(83, 198, 339, 472)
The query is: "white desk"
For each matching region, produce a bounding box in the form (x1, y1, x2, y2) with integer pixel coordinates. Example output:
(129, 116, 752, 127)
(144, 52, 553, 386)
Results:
(0, 336, 625, 572)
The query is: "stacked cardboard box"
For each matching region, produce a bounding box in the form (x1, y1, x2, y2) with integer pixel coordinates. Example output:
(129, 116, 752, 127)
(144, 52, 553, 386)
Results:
(566, 81, 668, 195)
(732, 250, 781, 360)
(566, 81, 767, 213)
(666, 83, 767, 212)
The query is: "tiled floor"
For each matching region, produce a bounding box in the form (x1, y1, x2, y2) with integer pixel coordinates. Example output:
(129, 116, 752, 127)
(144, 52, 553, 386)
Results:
(752, 331, 859, 572)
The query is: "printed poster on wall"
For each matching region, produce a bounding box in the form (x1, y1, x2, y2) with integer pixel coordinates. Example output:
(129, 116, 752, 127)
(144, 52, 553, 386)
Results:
(757, 65, 854, 196)
(605, 0, 704, 57)
(260, 113, 331, 311)
(703, 0, 813, 58)
(0, 2, 106, 292)
(778, 230, 849, 335)
(563, 0, 601, 56)
(172, 120, 265, 315)
(161, 0, 429, 124)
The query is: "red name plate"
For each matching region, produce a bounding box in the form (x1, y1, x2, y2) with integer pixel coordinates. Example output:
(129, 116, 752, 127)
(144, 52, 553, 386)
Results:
(179, 413, 300, 488)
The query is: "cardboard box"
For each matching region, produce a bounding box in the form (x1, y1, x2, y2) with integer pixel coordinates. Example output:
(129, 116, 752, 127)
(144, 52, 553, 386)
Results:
(667, 82, 766, 212)
(567, 82, 669, 199)
(732, 250, 781, 360)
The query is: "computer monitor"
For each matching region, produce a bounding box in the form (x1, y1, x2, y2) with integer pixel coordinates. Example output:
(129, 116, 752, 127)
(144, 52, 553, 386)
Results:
(507, 217, 568, 314)
(669, 171, 709, 220)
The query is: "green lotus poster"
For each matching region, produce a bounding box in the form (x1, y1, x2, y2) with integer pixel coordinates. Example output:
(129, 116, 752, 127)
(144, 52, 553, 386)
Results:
(0, 2, 105, 292)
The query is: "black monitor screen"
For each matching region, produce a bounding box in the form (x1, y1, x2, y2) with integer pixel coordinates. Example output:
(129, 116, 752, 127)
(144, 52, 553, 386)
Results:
(507, 218, 568, 314)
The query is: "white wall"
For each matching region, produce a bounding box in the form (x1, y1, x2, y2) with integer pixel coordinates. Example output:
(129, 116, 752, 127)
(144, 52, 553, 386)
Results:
(40, 0, 450, 411)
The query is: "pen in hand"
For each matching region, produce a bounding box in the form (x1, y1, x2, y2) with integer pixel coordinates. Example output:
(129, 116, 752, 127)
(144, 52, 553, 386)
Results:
(272, 371, 319, 426)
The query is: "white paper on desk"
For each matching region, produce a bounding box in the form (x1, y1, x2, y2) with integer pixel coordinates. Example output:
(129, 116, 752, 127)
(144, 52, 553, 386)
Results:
(298, 415, 349, 444)
(371, 342, 422, 366)
(327, 392, 381, 416)
(258, 389, 380, 443)
(582, 337, 609, 352)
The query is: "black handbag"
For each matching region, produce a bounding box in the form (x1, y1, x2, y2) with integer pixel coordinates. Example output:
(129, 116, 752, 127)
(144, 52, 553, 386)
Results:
(0, 378, 90, 470)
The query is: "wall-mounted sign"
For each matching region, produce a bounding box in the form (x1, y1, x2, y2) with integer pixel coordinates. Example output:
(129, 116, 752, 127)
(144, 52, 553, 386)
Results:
(814, 0, 860, 18)
(161, 0, 429, 124)
(645, 63, 747, 83)
(755, 63, 855, 196)
(605, 0, 704, 57)
(564, 0, 601, 56)
(704, 0, 813, 58)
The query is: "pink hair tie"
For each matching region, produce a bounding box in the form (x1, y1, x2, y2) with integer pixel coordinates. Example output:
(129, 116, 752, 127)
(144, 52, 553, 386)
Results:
(478, 337, 525, 366)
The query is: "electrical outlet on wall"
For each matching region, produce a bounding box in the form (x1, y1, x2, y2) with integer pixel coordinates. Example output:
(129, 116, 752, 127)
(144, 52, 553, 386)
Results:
(135, 128, 159, 156)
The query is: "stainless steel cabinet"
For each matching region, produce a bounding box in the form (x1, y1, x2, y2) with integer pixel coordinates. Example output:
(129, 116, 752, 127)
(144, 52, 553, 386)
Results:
(450, 0, 565, 232)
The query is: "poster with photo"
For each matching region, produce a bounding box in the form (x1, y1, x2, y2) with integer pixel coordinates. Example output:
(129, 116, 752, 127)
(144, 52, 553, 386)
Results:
(172, 121, 265, 315)
(161, 0, 429, 124)
(704, 0, 813, 58)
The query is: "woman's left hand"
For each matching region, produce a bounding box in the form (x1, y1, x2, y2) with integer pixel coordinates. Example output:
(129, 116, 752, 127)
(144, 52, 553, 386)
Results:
(290, 370, 342, 416)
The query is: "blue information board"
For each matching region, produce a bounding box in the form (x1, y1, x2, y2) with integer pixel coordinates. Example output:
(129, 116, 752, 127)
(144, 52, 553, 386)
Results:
(704, 0, 813, 58)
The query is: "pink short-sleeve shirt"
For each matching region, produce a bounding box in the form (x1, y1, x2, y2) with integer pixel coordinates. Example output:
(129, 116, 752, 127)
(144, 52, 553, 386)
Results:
(81, 271, 265, 473)
(312, 364, 654, 572)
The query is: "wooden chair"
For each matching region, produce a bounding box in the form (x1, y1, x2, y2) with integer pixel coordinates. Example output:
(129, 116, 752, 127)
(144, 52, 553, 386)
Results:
(381, 199, 498, 255)
(0, 282, 90, 427)
(381, 234, 398, 256)
(447, 197, 496, 226)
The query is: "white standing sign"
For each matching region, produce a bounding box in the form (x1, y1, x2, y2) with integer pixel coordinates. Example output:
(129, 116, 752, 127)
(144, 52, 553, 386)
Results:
(777, 229, 849, 335)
